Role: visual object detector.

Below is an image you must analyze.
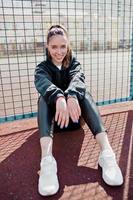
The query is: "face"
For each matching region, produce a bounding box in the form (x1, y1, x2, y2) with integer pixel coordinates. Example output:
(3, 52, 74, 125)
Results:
(47, 34, 68, 66)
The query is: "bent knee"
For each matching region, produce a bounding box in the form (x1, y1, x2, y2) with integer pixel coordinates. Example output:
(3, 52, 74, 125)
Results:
(38, 96, 47, 107)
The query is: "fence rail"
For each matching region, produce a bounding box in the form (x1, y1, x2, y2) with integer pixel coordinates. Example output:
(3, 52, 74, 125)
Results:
(0, 0, 133, 123)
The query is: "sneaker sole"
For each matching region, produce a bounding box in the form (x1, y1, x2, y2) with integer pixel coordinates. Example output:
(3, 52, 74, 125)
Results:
(38, 184, 59, 196)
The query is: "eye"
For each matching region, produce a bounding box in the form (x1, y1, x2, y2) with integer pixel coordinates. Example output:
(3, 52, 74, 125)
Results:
(51, 45, 57, 49)
(61, 45, 67, 49)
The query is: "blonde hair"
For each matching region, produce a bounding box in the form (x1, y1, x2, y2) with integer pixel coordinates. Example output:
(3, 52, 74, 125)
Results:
(47, 24, 72, 68)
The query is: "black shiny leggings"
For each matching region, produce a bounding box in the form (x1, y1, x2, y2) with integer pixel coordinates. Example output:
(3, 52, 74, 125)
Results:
(37, 92, 106, 138)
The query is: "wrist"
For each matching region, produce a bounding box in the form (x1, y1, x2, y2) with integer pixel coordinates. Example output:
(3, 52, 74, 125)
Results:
(56, 96, 65, 102)
(67, 95, 77, 100)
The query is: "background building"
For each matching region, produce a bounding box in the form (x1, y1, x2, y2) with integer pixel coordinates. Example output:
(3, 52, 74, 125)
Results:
(0, 0, 132, 55)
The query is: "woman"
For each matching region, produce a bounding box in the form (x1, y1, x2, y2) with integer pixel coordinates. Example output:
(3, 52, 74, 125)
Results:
(34, 24, 123, 196)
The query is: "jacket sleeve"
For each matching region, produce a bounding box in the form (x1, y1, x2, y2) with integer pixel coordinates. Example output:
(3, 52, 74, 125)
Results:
(64, 57, 86, 100)
(34, 62, 64, 104)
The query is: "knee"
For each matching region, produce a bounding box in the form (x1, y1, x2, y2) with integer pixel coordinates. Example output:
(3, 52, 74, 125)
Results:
(78, 91, 93, 104)
(38, 96, 47, 108)
(38, 96, 55, 113)
(84, 91, 93, 100)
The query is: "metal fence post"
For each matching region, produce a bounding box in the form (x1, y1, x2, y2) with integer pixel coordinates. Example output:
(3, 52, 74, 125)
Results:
(130, 22, 133, 100)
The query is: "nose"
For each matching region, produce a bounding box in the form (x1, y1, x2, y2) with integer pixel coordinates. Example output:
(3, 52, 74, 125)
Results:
(57, 48, 62, 54)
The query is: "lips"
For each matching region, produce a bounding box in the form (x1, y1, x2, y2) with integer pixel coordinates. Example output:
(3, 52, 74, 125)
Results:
(56, 57, 63, 60)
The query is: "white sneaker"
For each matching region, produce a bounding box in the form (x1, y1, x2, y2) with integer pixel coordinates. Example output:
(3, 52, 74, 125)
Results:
(98, 149, 123, 186)
(38, 155, 59, 196)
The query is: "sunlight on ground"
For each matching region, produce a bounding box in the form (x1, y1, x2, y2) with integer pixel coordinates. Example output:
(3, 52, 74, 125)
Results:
(0, 104, 133, 200)
(61, 184, 112, 200)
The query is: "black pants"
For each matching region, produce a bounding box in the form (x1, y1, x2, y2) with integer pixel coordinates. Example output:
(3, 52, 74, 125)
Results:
(37, 92, 106, 138)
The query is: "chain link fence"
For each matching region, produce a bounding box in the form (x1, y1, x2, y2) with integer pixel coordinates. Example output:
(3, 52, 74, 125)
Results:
(0, 0, 133, 123)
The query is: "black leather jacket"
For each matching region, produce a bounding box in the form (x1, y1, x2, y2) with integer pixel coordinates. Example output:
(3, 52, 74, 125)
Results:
(34, 51, 86, 105)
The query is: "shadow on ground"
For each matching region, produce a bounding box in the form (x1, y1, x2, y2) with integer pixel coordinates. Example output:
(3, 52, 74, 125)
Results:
(0, 110, 133, 200)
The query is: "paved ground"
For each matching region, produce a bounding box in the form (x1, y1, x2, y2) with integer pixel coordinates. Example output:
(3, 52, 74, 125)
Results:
(0, 101, 133, 200)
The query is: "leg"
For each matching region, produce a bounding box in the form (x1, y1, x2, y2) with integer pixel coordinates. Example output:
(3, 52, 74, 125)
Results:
(79, 92, 112, 150)
(79, 92, 123, 186)
(38, 96, 54, 157)
(95, 132, 112, 151)
(79, 92, 106, 137)
(37, 96, 59, 196)
(40, 137, 53, 158)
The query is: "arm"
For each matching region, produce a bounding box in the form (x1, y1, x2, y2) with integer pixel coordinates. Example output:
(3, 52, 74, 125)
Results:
(64, 57, 86, 100)
(35, 62, 69, 128)
(65, 57, 85, 122)
(34, 62, 64, 104)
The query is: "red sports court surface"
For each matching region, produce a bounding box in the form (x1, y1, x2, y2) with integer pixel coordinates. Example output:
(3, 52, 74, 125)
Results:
(0, 101, 133, 200)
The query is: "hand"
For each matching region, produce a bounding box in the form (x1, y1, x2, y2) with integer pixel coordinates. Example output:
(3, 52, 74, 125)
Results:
(55, 97, 69, 128)
(67, 97, 81, 123)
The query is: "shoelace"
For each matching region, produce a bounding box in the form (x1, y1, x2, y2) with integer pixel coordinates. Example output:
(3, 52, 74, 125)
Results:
(102, 154, 117, 167)
(41, 158, 56, 176)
